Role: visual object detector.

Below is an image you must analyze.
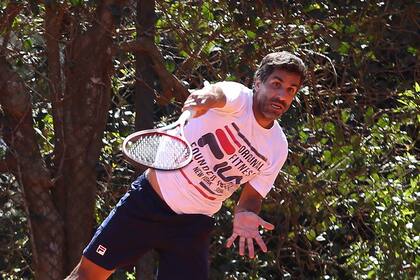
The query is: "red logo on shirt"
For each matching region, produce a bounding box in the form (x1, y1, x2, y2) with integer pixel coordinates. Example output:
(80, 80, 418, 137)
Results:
(96, 245, 107, 256)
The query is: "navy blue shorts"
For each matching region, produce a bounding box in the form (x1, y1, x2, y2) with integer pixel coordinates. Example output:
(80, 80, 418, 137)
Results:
(83, 174, 215, 280)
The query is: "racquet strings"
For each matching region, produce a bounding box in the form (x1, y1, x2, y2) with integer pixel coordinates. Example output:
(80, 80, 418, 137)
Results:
(126, 133, 191, 169)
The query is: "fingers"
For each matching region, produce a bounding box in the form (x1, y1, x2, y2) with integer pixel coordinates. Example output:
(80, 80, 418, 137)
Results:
(183, 97, 202, 110)
(184, 91, 206, 105)
(233, 237, 264, 258)
(259, 218, 275, 231)
(183, 97, 209, 117)
(226, 234, 268, 258)
(184, 95, 206, 106)
(239, 237, 245, 256)
(247, 238, 255, 258)
(227, 234, 255, 258)
(226, 214, 274, 258)
(183, 87, 219, 115)
(226, 233, 238, 248)
(254, 235, 268, 253)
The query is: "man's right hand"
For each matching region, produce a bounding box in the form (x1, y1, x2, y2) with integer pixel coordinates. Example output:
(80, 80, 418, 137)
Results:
(183, 83, 226, 117)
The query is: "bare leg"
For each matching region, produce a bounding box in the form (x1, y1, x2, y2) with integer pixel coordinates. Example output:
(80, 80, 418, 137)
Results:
(65, 256, 115, 280)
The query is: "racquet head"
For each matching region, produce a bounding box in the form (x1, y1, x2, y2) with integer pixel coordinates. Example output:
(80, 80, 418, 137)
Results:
(122, 130, 192, 170)
(122, 109, 195, 170)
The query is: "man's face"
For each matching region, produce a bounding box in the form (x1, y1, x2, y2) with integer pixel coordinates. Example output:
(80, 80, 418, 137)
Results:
(253, 68, 301, 128)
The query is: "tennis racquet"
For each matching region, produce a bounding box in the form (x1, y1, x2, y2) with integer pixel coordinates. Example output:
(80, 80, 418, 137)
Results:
(122, 109, 195, 170)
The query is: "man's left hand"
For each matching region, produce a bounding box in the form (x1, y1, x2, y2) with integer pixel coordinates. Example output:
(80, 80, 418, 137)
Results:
(225, 211, 275, 258)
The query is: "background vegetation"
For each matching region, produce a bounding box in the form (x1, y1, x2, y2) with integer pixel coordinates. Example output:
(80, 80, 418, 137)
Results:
(0, 0, 418, 279)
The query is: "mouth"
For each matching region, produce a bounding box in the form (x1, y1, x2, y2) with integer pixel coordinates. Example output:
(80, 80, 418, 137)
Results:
(271, 102, 285, 112)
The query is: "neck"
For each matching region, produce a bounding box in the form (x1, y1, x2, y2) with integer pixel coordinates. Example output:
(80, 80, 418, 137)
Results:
(252, 97, 274, 129)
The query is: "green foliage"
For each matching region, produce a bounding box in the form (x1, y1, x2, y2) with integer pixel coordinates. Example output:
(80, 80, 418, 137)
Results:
(264, 83, 419, 279)
(1, 0, 418, 279)
(0, 175, 31, 279)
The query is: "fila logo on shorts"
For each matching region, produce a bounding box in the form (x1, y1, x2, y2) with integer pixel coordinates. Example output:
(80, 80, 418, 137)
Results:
(96, 244, 107, 256)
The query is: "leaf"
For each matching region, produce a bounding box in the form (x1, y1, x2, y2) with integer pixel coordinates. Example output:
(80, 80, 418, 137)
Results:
(324, 122, 335, 134)
(203, 41, 216, 55)
(22, 39, 33, 51)
(377, 114, 389, 128)
(407, 46, 417, 56)
(365, 107, 374, 121)
(69, 0, 82, 6)
(304, 3, 321, 12)
(164, 55, 176, 73)
(338, 42, 350, 55)
(246, 30, 256, 39)
(322, 150, 332, 163)
(299, 130, 309, 142)
(179, 50, 189, 58)
(415, 82, 420, 93)
(306, 229, 316, 241)
(201, 2, 214, 21)
(345, 24, 357, 33)
(341, 109, 350, 123)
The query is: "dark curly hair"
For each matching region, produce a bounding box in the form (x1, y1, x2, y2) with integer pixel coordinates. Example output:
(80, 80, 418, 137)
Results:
(254, 51, 306, 85)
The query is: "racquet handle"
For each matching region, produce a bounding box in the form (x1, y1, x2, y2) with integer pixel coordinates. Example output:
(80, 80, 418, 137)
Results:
(179, 108, 196, 124)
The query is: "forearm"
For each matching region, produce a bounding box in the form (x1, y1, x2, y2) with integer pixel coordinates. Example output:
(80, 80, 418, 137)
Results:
(198, 83, 227, 109)
(183, 83, 227, 116)
(235, 183, 263, 214)
(235, 197, 262, 214)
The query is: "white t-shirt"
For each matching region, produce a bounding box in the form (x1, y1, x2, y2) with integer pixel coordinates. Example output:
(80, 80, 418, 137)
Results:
(155, 81, 288, 216)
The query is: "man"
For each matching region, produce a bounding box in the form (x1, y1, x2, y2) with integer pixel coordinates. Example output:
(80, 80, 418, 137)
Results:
(66, 51, 306, 280)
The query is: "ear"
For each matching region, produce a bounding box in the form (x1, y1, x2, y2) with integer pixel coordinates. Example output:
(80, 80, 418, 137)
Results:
(254, 79, 261, 90)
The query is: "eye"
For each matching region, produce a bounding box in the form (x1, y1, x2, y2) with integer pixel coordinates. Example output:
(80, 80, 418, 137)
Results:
(287, 87, 296, 95)
(272, 81, 281, 88)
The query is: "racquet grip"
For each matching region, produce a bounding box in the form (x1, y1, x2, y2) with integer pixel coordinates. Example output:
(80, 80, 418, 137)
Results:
(179, 108, 196, 124)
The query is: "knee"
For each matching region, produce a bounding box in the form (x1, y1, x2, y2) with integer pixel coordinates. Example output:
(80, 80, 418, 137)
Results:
(64, 257, 113, 280)
(64, 262, 89, 280)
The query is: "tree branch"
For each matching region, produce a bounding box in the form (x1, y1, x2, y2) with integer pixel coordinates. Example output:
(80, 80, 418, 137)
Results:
(0, 158, 9, 173)
(121, 37, 190, 104)
(0, 2, 24, 54)
(0, 58, 53, 188)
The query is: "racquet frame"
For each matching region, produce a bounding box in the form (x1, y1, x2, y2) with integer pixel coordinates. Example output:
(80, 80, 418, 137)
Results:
(122, 109, 194, 170)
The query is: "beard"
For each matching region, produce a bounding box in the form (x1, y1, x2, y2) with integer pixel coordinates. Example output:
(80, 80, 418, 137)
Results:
(264, 100, 288, 118)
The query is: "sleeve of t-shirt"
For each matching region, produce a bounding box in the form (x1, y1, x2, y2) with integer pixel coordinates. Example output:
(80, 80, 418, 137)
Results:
(212, 81, 250, 114)
(248, 136, 288, 198)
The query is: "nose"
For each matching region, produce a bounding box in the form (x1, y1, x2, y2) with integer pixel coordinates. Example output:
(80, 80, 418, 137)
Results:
(275, 88, 287, 99)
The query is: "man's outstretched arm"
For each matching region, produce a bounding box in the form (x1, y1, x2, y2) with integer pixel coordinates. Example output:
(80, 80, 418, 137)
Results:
(183, 83, 226, 117)
(226, 182, 275, 258)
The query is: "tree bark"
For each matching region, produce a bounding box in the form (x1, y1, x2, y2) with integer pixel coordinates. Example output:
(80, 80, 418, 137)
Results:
(134, 1, 158, 279)
(44, 0, 67, 226)
(121, 38, 190, 104)
(135, 0, 156, 132)
(0, 58, 65, 280)
(1, 1, 128, 278)
(58, 1, 127, 271)
(2, 1, 188, 278)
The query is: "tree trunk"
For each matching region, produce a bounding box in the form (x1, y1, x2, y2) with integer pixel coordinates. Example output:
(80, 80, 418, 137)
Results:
(134, 0, 158, 279)
(135, 0, 156, 132)
(56, 1, 127, 272)
(1, 1, 128, 278)
(0, 58, 65, 280)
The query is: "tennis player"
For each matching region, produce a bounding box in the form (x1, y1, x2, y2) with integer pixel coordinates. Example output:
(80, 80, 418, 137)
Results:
(66, 51, 306, 280)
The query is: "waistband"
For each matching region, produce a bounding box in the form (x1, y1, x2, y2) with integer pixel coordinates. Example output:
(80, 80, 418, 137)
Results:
(131, 173, 177, 215)
(131, 173, 215, 224)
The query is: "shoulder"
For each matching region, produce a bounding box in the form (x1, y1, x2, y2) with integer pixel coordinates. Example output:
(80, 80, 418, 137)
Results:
(217, 81, 252, 96)
(213, 81, 252, 113)
(274, 122, 288, 143)
(269, 122, 289, 154)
